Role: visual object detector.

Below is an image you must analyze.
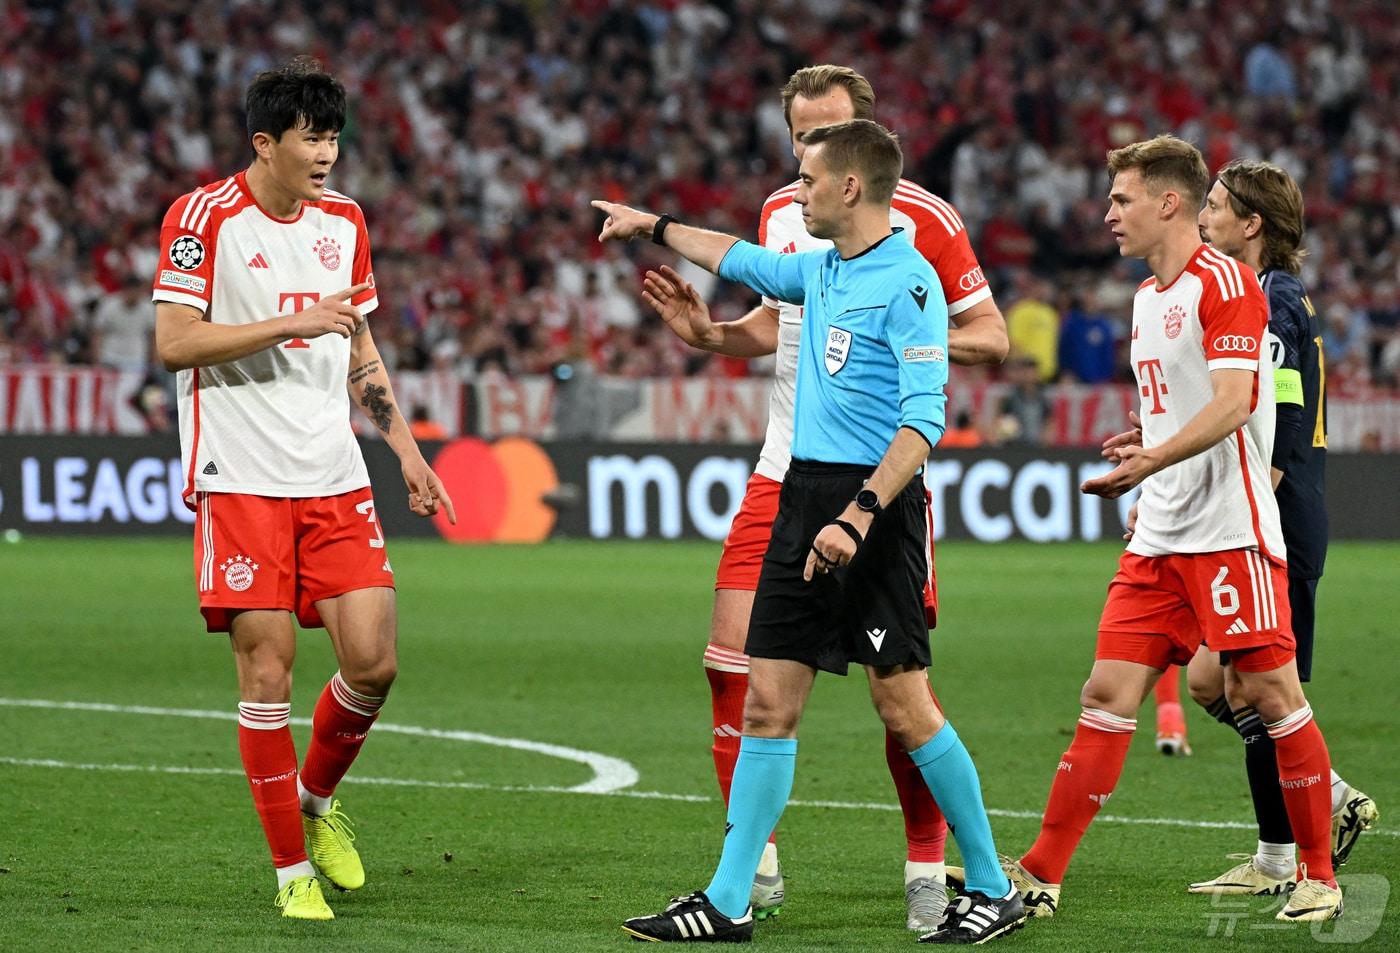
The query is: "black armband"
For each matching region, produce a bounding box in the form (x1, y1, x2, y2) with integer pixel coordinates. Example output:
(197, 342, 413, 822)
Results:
(652, 214, 677, 246)
(831, 519, 864, 547)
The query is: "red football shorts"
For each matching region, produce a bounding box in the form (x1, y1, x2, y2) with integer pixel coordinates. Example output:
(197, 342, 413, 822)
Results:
(1096, 549, 1294, 670)
(193, 487, 395, 633)
(716, 472, 939, 628)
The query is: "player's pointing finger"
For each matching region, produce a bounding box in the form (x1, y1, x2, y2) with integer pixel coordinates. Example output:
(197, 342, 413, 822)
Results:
(331, 282, 371, 301)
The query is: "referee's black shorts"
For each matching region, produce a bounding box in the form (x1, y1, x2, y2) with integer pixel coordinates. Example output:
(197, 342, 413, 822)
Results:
(746, 459, 931, 676)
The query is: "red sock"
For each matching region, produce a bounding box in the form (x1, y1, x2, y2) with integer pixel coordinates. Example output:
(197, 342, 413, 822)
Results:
(237, 702, 306, 867)
(1154, 665, 1186, 735)
(300, 672, 385, 799)
(1154, 665, 1180, 706)
(890, 683, 947, 862)
(1269, 706, 1335, 883)
(887, 729, 948, 862)
(1020, 708, 1136, 884)
(703, 643, 749, 807)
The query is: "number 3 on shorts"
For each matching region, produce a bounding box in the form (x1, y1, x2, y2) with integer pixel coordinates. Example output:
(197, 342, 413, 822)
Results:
(1211, 565, 1239, 616)
(355, 499, 386, 550)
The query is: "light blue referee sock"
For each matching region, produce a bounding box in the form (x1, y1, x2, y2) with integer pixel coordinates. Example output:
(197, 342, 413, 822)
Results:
(704, 736, 797, 918)
(909, 721, 1012, 898)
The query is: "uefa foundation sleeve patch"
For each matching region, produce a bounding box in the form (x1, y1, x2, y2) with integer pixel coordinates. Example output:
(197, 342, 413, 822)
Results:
(902, 345, 946, 363)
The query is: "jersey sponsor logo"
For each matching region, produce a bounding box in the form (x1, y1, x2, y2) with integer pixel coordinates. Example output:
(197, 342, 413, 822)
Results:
(219, 553, 259, 592)
(158, 269, 206, 293)
(1213, 334, 1257, 353)
(1136, 357, 1169, 415)
(314, 236, 342, 270)
(780, 241, 797, 255)
(167, 235, 205, 271)
(866, 628, 887, 651)
(824, 326, 852, 375)
(247, 252, 269, 269)
(908, 283, 929, 311)
(957, 266, 985, 291)
(902, 345, 946, 363)
(1164, 304, 1185, 340)
(202, 461, 218, 475)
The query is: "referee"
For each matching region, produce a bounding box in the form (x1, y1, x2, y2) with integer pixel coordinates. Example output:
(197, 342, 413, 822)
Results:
(594, 119, 1024, 946)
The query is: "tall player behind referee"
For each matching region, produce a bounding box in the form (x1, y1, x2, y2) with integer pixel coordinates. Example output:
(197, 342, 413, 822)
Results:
(594, 120, 1024, 945)
(1179, 159, 1377, 893)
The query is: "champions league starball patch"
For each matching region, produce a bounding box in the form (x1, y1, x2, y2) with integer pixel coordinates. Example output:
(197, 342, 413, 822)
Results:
(168, 234, 206, 271)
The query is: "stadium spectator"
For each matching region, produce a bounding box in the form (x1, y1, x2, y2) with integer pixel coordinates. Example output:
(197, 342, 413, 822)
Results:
(1005, 273, 1059, 382)
(992, 355, 1052, 446)
(0, 0, 1396, 393)
(90, 273, 156, 374)
(1056, 290, 1118, 384)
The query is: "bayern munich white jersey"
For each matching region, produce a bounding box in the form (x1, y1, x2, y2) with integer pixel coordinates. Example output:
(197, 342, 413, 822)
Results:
(753, 178, 990, 481)
(152, 172, 379, 505)
(1127, 245, 1286, 561)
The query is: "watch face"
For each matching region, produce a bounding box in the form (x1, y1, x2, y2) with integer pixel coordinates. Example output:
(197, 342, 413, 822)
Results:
(856, 489, 880, 511)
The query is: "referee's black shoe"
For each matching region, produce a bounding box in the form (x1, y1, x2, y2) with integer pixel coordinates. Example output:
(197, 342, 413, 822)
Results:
(622, 891, 755, 943)
(918, 888, 1026, 945)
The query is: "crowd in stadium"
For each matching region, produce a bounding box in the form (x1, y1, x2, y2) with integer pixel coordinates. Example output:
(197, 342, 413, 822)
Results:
(1, 0, 1397, 396)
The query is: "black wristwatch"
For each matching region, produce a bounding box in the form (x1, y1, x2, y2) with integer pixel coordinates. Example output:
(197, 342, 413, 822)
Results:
(854, 488, 883, 515)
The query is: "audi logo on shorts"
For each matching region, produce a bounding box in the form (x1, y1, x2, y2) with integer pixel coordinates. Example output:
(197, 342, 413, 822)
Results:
(958, 266, 986, 291)
(1213, 335, 1258, 353)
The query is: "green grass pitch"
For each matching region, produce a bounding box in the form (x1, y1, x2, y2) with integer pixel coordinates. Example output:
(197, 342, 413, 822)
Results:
(1, 537, 1396, 951)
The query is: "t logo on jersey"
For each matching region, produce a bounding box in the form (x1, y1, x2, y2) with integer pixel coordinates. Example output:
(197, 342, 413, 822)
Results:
(278, 292, 321, 349)
(1136, 358, 1169, 415)
(825, 326, 852, 374)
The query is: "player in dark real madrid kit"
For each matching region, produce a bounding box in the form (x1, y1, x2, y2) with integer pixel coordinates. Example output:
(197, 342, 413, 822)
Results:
(1181, 159, 1377, 896)
(593, 119, 1024, 946)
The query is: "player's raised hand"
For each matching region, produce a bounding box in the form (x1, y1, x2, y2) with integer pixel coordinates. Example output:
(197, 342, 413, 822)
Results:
(643, 266, 716, 349)
(1082, 444, 1160, 499)
(591, 200, 658, 243)
(402, 455, 457, 524)
(281, 283, 371, 340)
(1101, 410, 1143, 462)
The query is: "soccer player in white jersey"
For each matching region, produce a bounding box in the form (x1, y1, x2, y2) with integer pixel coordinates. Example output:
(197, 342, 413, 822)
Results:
(949, 136, 1343, 923)
(643, 65, 1007, 932)
(152, 59, 455, 920)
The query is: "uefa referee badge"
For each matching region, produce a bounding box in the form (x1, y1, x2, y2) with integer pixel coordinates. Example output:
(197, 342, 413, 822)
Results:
(824, 326, 852, 374)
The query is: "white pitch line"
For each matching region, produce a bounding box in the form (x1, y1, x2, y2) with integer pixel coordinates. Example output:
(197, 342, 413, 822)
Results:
(0, 697, 637, 795)
(2, 755, 1393, 840)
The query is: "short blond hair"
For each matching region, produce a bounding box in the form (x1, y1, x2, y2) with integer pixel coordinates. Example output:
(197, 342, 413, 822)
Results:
(800, 119, 902, 205)
(1218, 159, 1308, 275)
(1107, 135, 1210, 212)
(780, 65, 876, 129)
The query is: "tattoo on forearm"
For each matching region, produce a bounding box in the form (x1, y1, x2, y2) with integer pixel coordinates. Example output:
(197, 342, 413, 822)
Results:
(360, 382, 394, 434)
(348, 360, 381, 385)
